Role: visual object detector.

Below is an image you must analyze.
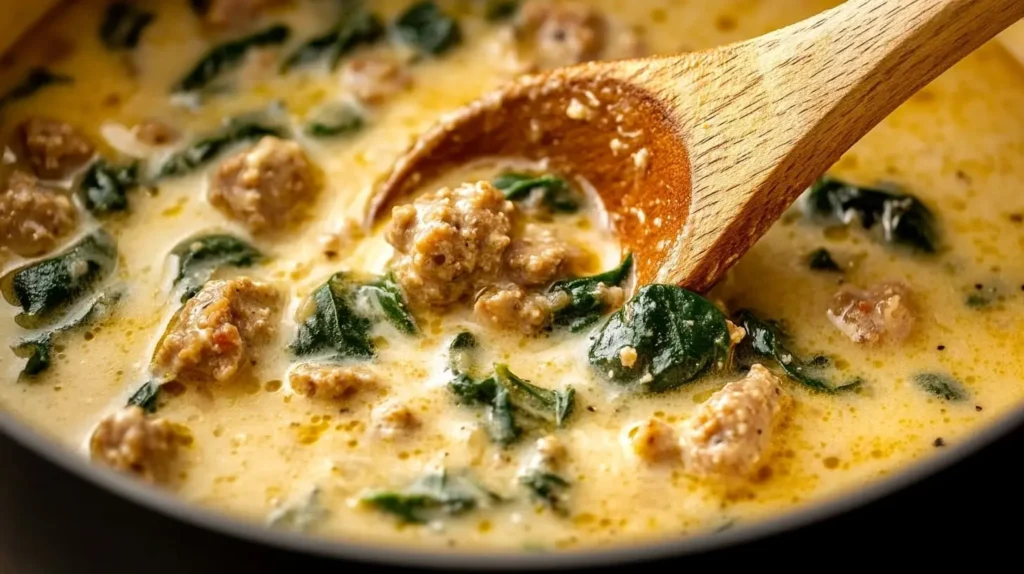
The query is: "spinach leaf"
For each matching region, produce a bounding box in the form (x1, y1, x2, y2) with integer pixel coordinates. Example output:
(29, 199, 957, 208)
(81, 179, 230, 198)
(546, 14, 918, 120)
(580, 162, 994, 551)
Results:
(447, 355, 574, 446)
(292, 272, 417, 361)
(520, 469, 570, 516)
(173, 24, 290, 93)
(169, 233, 262, 301)
(0, 68, 72, 110)
(12, 288, 122, 377)
(1, 231, 118, 328)
(157, 116, 284, 178)
(589, 285, 730, 393)
(304, 102, 365, 137)
(80, 160, 140, 215)
(733, 310, 861, 393)
(281, 3, 383, 71)
(807, 248, 841, 272)
(127, 379, 162, 413)
(485, 0, 520, 21)
(99, 2, 155, 50)
(805, 175, 938, 253)
(549, 253, 632, 332)
(355, 273, 417, 335)
(362, 468, 501, 524)
(394, 1, 461, 56)
(492, 172, 580, 213)
(268, 488, 329, 532)
(495, 364, 574, 428)
(913, 372, 968, 401)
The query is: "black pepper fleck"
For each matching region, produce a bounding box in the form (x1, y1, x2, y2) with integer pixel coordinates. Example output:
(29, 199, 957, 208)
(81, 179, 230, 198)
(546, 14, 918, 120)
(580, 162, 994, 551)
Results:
(933, 438, 945, 447)
(975, 405, 983, 412)
(587, 406, 596, 412)
(937, 345, 946, 351)
(1010, 213, 1024, 223)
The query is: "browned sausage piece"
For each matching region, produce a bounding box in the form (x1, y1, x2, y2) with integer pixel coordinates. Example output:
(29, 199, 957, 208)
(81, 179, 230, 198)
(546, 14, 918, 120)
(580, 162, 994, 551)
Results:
(0, 171, 77, 257)
(89, 406, 186, 484)
(19, 118, 94, 180)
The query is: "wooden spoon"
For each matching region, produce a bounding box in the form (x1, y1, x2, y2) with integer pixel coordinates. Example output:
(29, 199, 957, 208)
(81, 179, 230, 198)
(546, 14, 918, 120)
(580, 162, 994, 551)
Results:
(369, 0, 1024, 291)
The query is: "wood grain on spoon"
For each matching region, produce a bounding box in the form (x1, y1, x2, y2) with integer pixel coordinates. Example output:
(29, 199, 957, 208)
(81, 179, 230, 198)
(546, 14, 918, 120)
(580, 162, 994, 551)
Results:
(369, 0, 1024, 291)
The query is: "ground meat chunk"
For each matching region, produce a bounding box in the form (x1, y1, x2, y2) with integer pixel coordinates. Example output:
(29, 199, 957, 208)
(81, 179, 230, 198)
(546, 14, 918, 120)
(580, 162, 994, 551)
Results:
(341, 56, 413, 105)
(474, 284, 553, 334)
(153, 278, 281, 385)
(208, 136, 321, 233)
(504, 226, 575, 286)
(89, 406, 184, 483)
(202, 0, 285, 29)
(827, 282, 914, 345)
(386, 181, 515, 308)
(629, 418, 680, 464)
(19, 118, 94, 179)
(679, 365, 786, 478)
(516, 0, 607, 70)
(289, 363, 377, 402)
(373, 401, 421, 439)
(0, 171, 77, 256)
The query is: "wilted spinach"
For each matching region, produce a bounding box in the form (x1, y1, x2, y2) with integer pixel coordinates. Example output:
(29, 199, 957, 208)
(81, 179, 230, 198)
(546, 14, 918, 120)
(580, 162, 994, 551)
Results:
(281, 3, 383, 71)
(447, 345, 574, 446)
(913, 372, 968, 402)
(394, 1, 461, 56)
(99, 2, 155, 50)
(173, 24, 290, 93)
(0, 68, 72, 110)
(12, 288, 122, 377)
(304, 102, 365, 138)
(589, 285, 730, 393)
(805, 175, 938, 253)
(549, 253, 632, 332)
(492, 172, 580, 213)
(127, 379, 162, 413)
(520, 469, 570, 516)
(169, 233, 263, 301)
(733, 310, 861, 393)
(80, 160, 140, 215)
(1, 231, 118, 328)
(292, 272, 417, 361)
(362, 468, 501, 524)
(807, 248, 841, 272)
(157, 116, 285, 178)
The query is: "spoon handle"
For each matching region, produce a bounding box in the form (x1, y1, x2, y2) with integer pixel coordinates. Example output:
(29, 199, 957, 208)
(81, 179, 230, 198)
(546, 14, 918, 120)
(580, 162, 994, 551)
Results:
(662, 0, 1024, 288)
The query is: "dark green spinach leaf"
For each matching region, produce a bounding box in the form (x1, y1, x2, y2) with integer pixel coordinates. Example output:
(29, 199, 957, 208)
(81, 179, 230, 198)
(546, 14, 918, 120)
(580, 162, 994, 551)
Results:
(484, 0, 520, 21)
(2, 231, 118, 328)
(733, 310, 861, 393)
(304, 102, 365, 137)
(495, 364, 574, 428)
(447, 331, 478, 376)
(589, 284, 730, 393)
(549, 253, 632, 332)
(12, 288, 122, 377)
(362, 468, 501, 524)
(0, 68, 72, 110)
(100, 2, 155, 50)
(913, 372, 968, 401)
(492, 172, 580, 213)
(157, 116, 284, 178)
(292, 272, 418, 361)
(169, 233, 263, 301)
(173, 24, 290, 92)
(80, 160, 140, 215)
(127, 379, 162, 413)
(520, 469, 570, 515)
(805, 175, 938, 253)
(281, 3, 383, 71)
(394, 1, 461, 56)
(807, 248, 841, 272)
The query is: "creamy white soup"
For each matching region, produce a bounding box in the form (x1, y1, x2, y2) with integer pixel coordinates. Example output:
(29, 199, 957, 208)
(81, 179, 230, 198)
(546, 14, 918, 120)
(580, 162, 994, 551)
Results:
(1, 0, 1024, 553)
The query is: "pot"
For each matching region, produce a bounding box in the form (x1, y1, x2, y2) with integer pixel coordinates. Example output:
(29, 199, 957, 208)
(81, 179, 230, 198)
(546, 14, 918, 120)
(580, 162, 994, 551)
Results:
(2, 4, 1024, 572)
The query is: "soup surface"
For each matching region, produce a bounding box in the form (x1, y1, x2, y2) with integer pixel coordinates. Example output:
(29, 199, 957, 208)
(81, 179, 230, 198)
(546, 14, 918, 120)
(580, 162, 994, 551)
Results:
(2, 0, 1024, 553)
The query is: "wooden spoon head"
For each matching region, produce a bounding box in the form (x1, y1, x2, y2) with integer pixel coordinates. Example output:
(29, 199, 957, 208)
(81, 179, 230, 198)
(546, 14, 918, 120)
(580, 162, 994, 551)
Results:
(367, 62, 693, 287)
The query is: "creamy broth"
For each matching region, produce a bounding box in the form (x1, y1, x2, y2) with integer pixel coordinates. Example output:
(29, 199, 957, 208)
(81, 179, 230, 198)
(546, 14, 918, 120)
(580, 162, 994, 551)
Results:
(1, 0, 1024, 553)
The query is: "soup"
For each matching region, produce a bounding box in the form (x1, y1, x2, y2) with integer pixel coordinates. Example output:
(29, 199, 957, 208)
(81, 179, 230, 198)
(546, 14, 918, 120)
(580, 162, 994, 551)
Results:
(1, 0, 1024, 553)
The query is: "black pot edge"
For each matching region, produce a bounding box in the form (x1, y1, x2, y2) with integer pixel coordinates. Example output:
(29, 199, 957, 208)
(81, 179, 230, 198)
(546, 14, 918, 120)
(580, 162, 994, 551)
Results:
(3, 401, 1022, 570)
